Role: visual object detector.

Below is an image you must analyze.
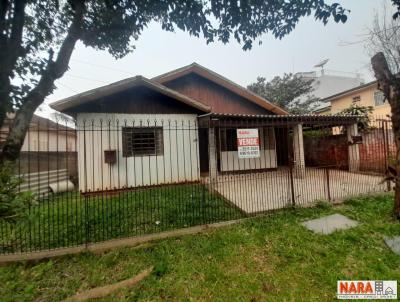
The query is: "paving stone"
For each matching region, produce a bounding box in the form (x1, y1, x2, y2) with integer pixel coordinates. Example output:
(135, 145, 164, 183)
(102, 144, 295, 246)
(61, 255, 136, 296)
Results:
(301, 213, 359, 235)
(384, 236, 400, 255)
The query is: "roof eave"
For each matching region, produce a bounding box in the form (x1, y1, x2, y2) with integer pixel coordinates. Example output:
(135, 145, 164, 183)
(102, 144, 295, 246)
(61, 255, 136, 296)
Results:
(50, 76, 211, 113)
(49, 76, 143, 112)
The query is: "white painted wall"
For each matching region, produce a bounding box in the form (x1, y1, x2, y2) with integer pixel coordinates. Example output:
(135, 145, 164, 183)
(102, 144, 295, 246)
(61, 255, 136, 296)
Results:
(1, 124, 76, 152)
(76, 113, 200, 192)
(219, 127, 277, 172)
(21, 130, 76, 152)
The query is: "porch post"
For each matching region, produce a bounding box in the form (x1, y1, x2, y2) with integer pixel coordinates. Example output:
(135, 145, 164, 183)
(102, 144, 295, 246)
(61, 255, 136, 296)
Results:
(208, 127, 218, 180)
(293, 123, 306, 178)
(347, 123, 360, 172)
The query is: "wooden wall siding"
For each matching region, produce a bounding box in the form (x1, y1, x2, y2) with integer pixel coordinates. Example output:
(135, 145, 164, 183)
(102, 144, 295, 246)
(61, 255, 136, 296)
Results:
(164, 73, 274, 115)
(219, 127, 277, 172)
(16, 152, 78, 180)
(66, 86, 202, 116)
(20, 130, 76, 152)
(76, 113, 200, 192)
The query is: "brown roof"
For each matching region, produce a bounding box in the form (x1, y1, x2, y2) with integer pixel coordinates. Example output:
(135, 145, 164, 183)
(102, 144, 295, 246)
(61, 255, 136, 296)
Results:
(50, 76, 211, 113)
(153, 63, 288, 115)
(51, 64, 288, 116)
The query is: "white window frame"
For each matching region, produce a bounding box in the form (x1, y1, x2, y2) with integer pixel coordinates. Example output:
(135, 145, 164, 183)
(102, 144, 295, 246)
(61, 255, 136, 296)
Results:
(374, 90, 386, 106)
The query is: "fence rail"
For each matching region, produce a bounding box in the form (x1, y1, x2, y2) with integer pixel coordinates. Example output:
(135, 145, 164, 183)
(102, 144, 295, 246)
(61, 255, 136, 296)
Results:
(0, 115, 394, 255)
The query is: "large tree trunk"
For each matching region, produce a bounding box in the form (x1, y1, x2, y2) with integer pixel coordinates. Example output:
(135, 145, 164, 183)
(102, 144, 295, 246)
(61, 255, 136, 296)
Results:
(371, 52, 400, 219)
(0, 100, 8, 132)
(0, 0, 27, 131)
(0, 0, 85, 164)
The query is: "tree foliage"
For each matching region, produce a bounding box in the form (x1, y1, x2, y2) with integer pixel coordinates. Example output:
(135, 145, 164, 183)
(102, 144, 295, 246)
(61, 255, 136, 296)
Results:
(339, 104, 374, 132)
(0, 163, 33, 222)
(0, 0, 350, 163)
(247, 74, 319, 114)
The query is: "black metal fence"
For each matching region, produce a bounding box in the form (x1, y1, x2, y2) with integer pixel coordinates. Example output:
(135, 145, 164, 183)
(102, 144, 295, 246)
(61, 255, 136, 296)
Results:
(0, 115, 394, 254)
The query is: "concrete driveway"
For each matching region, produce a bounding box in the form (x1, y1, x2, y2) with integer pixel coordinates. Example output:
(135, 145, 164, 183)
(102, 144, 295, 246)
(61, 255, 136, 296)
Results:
(206, 168, 387, 214)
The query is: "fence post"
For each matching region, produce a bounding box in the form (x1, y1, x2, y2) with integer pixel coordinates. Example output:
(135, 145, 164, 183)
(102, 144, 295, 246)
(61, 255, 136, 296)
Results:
(289, 166, 296, 207)
(201, 183, 206, 224)
(382, 120, 391, 191)
(325, 168, 331, 202)
(84, 194, 89, 248)
(292, 123, 305, 178)
(208, 127, 218, 181)
(347, 123, 360, 172)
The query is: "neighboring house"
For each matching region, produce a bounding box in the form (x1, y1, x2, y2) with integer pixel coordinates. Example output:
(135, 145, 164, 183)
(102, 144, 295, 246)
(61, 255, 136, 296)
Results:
(296, 70, 364, 110)
(0, 113, 76, 152)
(50, 63, 357, 193)
(296, 70, 364, 100)
(316, 80, 390, 118)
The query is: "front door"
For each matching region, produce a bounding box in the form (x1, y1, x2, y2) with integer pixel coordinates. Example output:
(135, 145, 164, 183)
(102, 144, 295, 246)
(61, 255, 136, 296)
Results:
(198, 128, 209, 174)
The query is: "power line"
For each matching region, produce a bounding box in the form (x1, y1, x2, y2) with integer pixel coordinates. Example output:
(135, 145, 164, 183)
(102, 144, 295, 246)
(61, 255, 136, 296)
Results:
(357, 25, 400, 38)
(71, 58, 134, 75)
(338, 26, 400, 47)
(353, 62, 371, 73)
(337, 38, 368, 47)
(64, 73, 109, 84)
(56, 81, 79, 93)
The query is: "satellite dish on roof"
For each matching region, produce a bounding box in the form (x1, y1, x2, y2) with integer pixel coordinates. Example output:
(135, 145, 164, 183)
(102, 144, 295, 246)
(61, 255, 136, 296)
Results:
(314, 59, 329, 74)
(314, 59, 329, 68)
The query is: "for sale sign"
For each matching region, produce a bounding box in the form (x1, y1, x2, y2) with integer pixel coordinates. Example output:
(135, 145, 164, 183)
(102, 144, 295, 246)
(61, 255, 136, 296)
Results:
(237, 129, 260, 158)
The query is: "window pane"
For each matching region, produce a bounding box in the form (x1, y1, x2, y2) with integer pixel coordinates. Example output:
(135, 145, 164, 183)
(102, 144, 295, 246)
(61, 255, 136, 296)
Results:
(122, 127, 163, 157)
(352, 95, 361, 103)
(374, 91, 385, 106)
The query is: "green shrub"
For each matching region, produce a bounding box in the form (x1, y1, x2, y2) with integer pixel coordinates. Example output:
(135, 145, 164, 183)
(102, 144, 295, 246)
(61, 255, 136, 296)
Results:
(0, 163, 34, 222)
(339, 104, 374, 132)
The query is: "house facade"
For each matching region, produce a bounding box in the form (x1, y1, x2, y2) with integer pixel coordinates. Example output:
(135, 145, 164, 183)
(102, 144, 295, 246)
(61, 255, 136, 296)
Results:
(316, 80, 390, 118)
(50, 63, 359, 193)
(50, 63, 288, 191)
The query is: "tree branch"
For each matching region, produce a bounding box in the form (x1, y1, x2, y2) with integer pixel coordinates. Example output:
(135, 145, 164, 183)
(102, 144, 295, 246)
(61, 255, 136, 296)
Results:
(22, 0, 85, 104)
(371, 51, 400, 218)
(0, 0, 26, 130)
(0, 0, 86, 163)
(6, 0, 26, 67)
(0, 0, 27, 78)
(0, 0, 9, 33)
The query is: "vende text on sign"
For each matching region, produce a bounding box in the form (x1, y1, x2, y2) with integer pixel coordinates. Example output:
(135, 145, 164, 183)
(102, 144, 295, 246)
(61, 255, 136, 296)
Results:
(237, 128, 260, 159)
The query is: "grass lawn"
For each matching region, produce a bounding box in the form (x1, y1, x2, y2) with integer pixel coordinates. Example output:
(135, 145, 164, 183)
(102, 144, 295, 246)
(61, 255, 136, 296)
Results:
(0, 184, 243, 253)
(0, 193, 399, 301)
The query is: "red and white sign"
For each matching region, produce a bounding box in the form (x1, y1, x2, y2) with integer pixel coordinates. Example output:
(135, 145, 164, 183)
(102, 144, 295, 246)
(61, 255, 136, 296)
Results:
(337, 280, 397, 299)
(237, 129, 260, 158)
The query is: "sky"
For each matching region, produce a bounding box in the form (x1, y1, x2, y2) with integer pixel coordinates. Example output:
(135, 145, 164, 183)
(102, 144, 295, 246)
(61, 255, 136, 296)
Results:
(41, 0, 389, 116)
